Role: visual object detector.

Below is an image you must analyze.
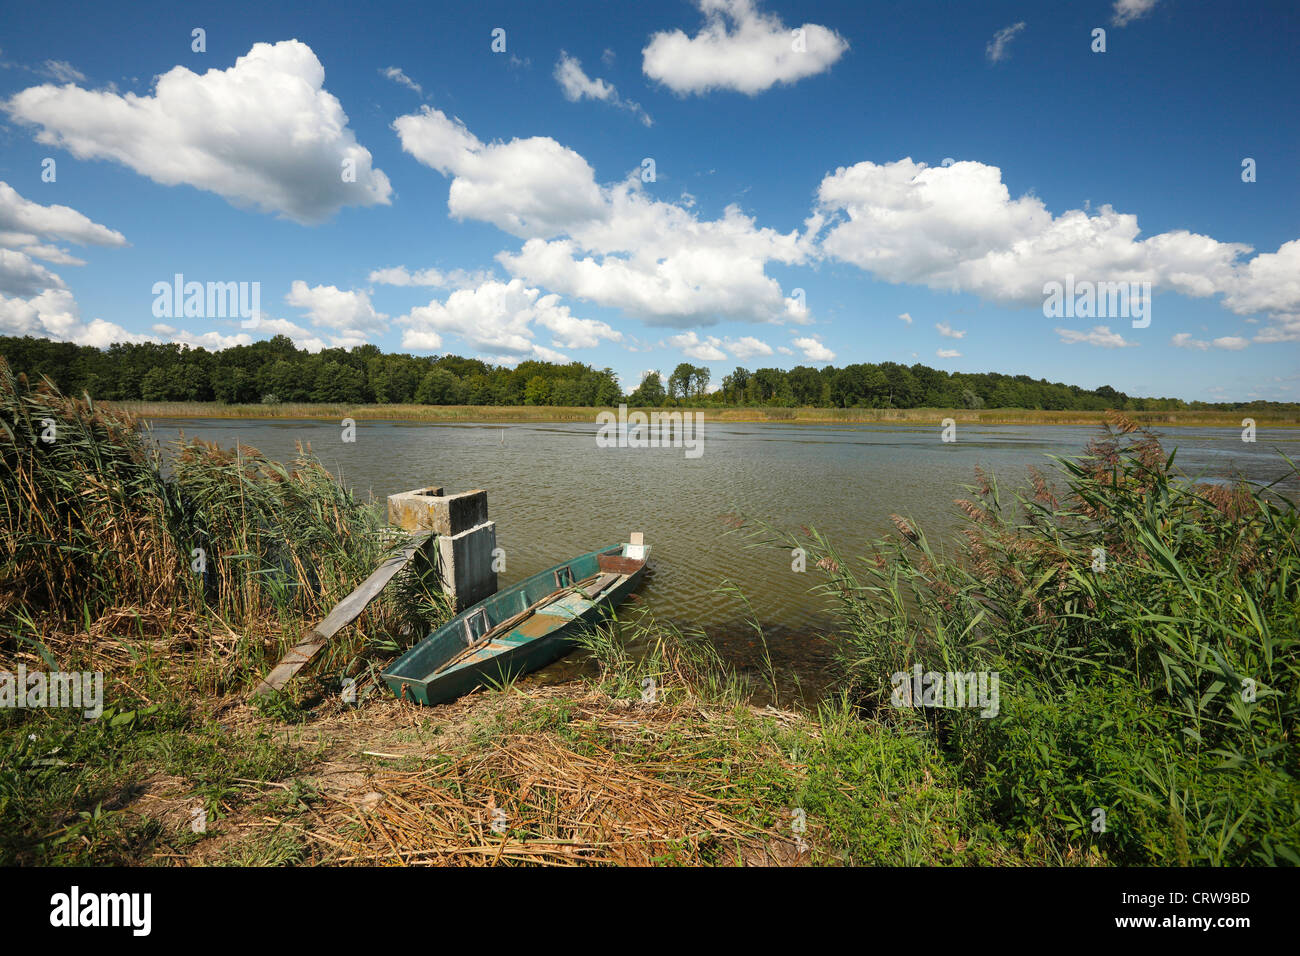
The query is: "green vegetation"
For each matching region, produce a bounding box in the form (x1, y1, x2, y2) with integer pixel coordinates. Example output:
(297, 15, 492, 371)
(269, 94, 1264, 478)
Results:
(0, 361, 449, 864)
(0, 702, 311, 865)
(0, 334, 622, 408)
(748, 413, 1299, 864)
(2, 369, 1295, 865)
(102, 400, 1300, 428)
(7, 332, 1298, 415)
(0, 357, 448, 686)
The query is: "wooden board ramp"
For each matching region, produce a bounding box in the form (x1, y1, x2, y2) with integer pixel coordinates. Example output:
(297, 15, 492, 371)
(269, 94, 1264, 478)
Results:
(251, 533, 434, 699)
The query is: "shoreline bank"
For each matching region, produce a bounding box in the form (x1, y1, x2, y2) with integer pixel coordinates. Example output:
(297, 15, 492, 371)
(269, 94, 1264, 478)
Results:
(109, 400, 1300, 428)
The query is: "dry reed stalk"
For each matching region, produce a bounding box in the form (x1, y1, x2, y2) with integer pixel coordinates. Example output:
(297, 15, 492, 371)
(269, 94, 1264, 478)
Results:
(295, 693, 793, 866)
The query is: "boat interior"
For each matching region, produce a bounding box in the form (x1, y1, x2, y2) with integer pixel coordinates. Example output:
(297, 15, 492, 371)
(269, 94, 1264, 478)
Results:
(386, 543, 649, 684)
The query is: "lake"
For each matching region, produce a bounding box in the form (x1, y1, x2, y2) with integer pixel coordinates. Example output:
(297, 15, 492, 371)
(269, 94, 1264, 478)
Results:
(143, 416, 1299, 702)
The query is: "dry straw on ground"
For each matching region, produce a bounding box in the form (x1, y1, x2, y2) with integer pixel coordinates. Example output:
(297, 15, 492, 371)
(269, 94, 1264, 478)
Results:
(264, 690, 803, 867)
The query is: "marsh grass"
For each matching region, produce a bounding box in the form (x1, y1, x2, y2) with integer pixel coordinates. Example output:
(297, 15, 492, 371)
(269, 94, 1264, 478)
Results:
(0, 359, 445, 687)
(112, 399, 1300, 428)
(576, 603, 747, 706)
(7, 363, 1295, 866)
(0, 363, 460, 864)
(0, 361, 192, 622)
(744, 411, 1300, 864)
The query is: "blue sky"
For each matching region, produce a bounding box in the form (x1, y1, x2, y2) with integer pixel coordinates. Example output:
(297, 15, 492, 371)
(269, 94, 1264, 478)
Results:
(1, 0, 1296, 401)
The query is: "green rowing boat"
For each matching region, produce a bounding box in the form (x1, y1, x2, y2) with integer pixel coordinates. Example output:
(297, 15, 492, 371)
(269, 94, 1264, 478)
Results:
(381, 539, 650, 705)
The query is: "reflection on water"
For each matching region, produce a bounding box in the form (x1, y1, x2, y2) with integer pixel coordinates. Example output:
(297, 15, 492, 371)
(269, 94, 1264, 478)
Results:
(144, 417, 1298, 704)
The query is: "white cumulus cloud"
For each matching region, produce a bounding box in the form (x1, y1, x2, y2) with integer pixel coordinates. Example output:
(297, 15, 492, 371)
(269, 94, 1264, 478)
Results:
(669, 331, 727, 361)
(394, 104, 814, 327)
(286, 281, 388, 335)
(0, 182, 134, 343)
(1222, 240, 1300, 319)
(1171, 332, 1209, 351)
(1056, 326, 1136, 348)
(1172, 332, 1250, 351)
(643, 0, 848, 96)
(0, 180, 128, 276)
(368, 265, 495, 289)
(5, 40, 392, 224)
(1213, 336, 1250, 351)
(243, 315, 342, 352)
(0, 181, 126, 249)
(167, 328, 254, 350)
(398, 278, 618, 363)
(814, 158, 1296, 326)
(725, 335, 774, 359)
(793, 336, 835, 361)
(0, 287, 143, 346)
(0, 249, 66, 297)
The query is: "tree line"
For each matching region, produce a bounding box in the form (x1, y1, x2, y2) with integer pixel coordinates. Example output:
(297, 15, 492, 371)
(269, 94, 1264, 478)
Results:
(0, 335, 621, 407)
(0, 334, 1289, 412)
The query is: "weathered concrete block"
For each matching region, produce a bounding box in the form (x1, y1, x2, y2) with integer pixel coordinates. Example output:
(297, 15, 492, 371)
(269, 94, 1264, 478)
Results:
(388, 486, 498, 611)
(387, 487, 487, 535)
(437, 521, 498, 610)
(443, 490, 489, 535)
(387, 487, 443, 530)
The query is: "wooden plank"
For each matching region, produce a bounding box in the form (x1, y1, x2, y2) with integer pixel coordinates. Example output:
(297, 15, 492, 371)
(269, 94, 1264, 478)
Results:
(580, 572, 620, 600)
(597, 554, 643, 575)
(252, 533, 434, 698)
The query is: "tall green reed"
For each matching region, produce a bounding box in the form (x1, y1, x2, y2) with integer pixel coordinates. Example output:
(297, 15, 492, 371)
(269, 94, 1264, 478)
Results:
(749, 412, 1298, 863)
(0, 359, 441, 685)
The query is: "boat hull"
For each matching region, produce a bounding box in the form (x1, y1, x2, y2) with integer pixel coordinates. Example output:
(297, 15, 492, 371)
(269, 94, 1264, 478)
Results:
(381, 544, 647, 706)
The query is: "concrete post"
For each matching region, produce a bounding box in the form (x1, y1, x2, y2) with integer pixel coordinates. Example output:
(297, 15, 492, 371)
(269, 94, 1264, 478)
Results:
(387, 486, 498, 611)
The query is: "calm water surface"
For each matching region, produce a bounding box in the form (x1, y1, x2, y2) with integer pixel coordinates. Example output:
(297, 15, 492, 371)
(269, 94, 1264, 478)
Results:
(145, 418, 1298, 702)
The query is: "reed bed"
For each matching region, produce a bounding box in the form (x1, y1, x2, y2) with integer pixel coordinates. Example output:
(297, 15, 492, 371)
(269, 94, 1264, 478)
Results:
(110, 401, 605, 423)
(168, 440, 392, 650)
(577, 603, 749, 706)
(708, 406, 1300, 426)
(751, 411, 1300, 864)
(0, 360, 439, 687)
(0, 361, 190, 623)
(108, 399, 1300, 428)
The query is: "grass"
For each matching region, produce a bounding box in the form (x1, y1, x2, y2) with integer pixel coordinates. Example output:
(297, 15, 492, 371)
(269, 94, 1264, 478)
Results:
(310, 688, 1025, 866)
(3, 368, 1297, 866)
(0, 631, 1031, 866)
(107, 400, 1300, 428)
(0, 360, 450, 690)
(740, 411, 1300, 864)
(0, 699, 312, 865)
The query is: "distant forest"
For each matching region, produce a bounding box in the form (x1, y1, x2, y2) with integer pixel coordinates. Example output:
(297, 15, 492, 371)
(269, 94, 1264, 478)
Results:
(0, 334, 1288, 412)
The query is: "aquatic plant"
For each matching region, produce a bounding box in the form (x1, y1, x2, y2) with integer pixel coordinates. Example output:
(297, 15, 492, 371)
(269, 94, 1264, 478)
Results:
(0, 358, 439, 684)
(770, 413, 1299, 864)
